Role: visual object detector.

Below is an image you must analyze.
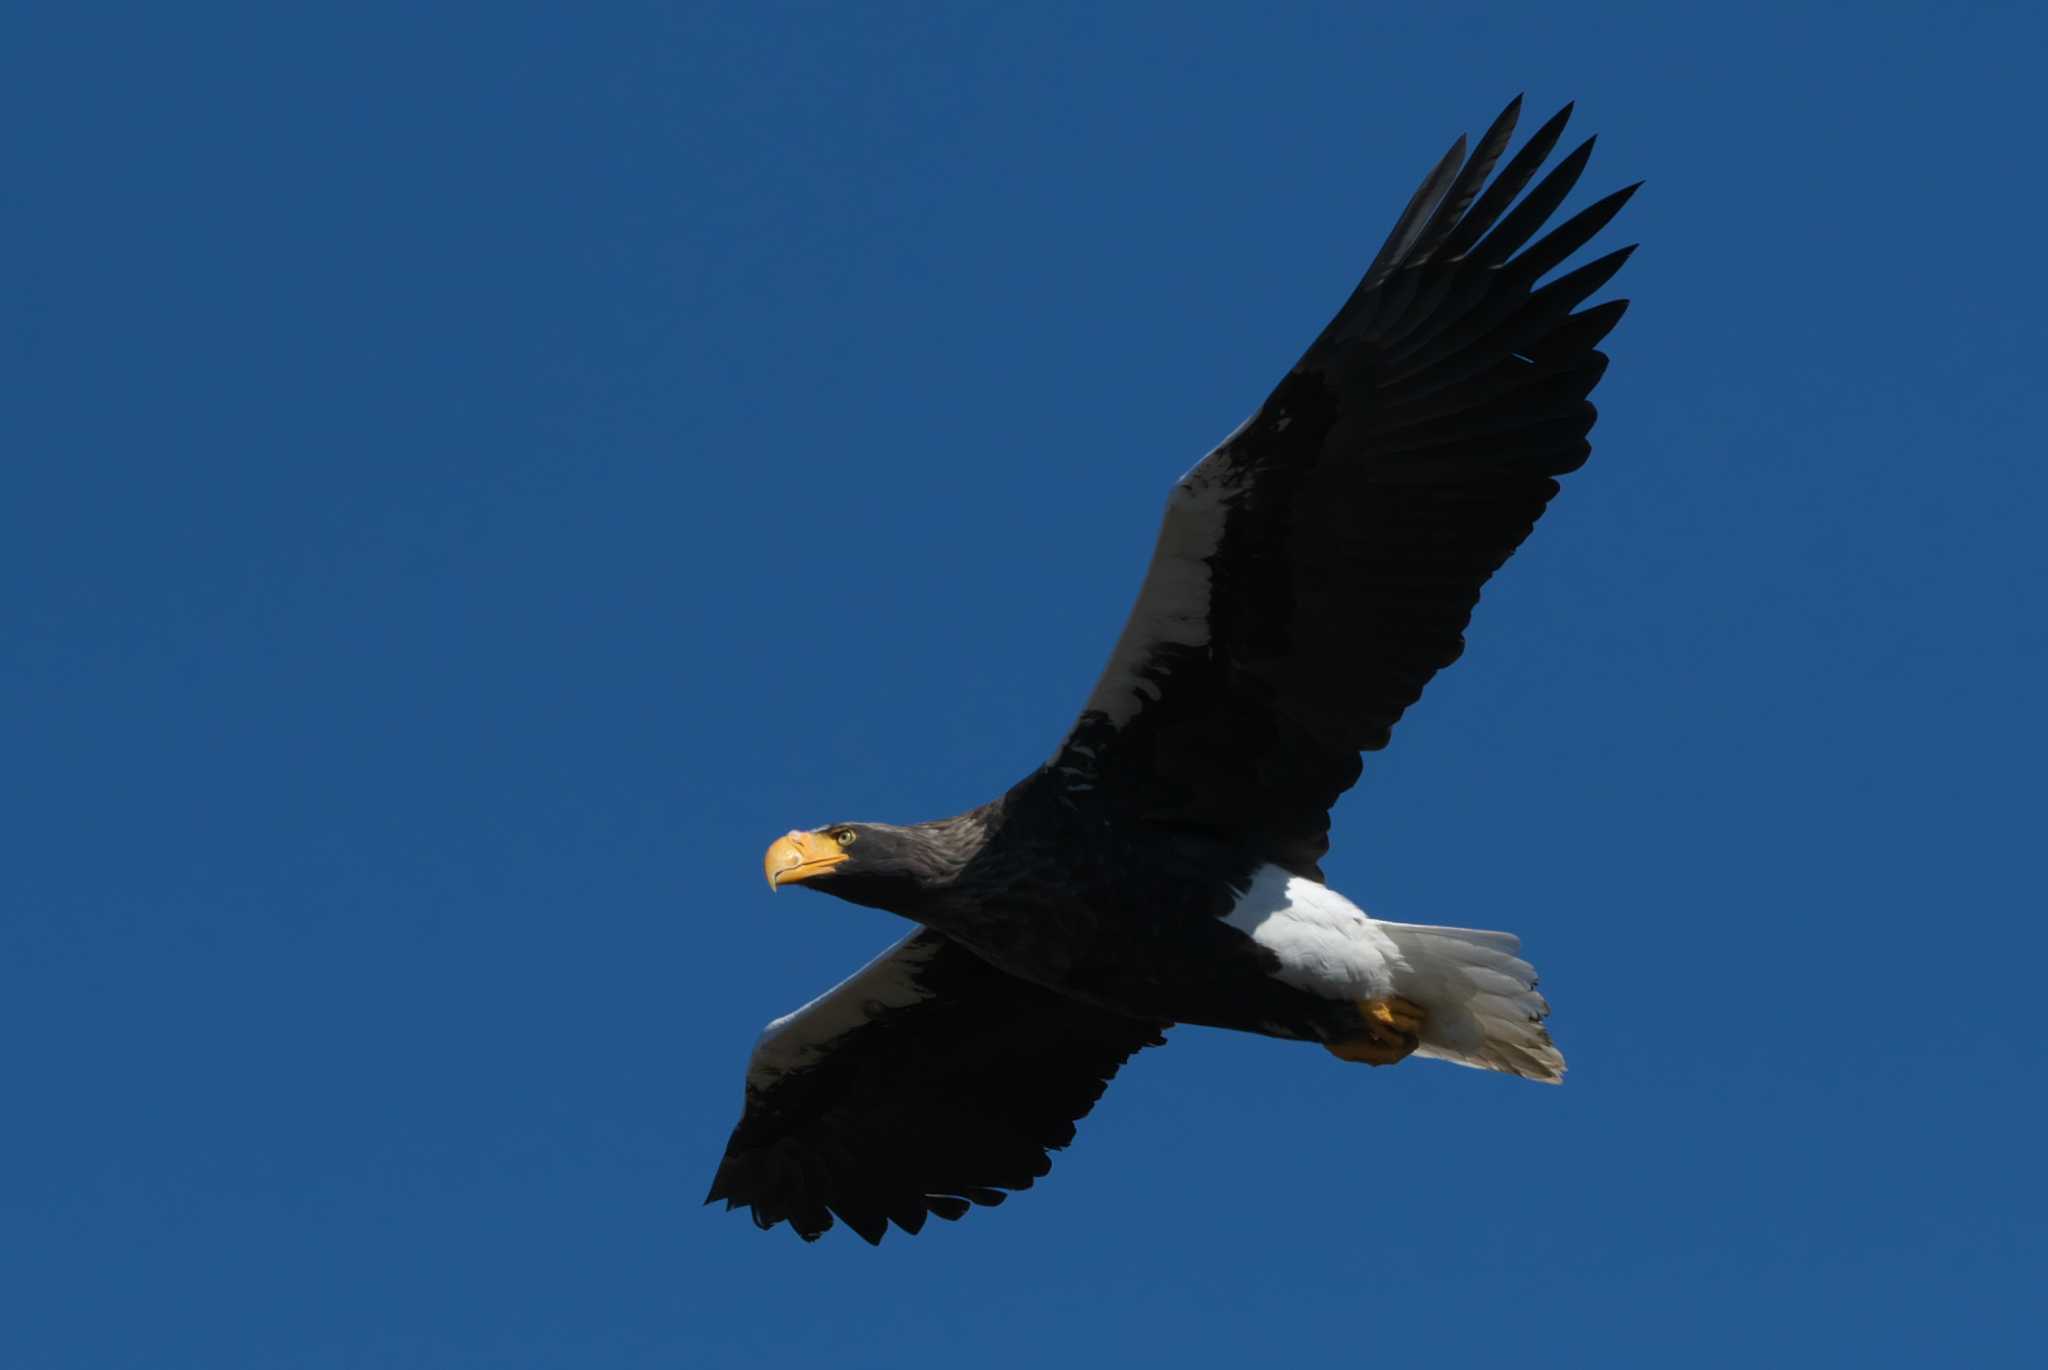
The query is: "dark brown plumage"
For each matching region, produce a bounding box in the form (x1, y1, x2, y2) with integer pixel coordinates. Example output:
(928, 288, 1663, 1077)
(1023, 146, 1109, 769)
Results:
(712, 97, 1635, 1242)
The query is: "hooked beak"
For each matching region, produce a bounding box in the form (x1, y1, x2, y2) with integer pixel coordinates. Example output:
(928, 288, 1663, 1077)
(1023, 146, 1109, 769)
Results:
(764, 830, 850, 890)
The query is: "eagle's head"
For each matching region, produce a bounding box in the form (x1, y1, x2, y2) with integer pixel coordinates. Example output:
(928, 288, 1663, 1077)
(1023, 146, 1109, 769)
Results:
(762, 821, 973, 914)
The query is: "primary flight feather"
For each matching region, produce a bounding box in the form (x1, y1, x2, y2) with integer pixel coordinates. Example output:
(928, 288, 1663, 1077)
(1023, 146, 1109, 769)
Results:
(711, 96, 1637, 1244)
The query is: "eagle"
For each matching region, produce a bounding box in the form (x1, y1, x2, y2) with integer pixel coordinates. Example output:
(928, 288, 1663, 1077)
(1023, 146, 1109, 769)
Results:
(709, 97, 1637, 1244)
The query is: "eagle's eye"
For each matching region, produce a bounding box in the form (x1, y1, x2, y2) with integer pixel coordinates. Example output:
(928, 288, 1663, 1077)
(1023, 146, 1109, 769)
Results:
(832, 828, 857, 846)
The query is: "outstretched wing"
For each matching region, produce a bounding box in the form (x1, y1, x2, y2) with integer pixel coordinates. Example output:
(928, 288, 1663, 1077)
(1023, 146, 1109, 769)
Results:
(706, 930, 1168, 1244)
(1049, 98, 1637, 878)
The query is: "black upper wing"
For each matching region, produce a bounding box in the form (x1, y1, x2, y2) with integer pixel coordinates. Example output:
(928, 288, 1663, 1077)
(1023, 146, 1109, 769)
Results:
(1047, 98, 1636, 877)
(706, 930, 1168, 1244)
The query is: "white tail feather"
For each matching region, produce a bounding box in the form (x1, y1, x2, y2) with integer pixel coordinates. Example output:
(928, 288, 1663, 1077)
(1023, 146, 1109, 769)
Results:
(1378, 922, 1565, 1083)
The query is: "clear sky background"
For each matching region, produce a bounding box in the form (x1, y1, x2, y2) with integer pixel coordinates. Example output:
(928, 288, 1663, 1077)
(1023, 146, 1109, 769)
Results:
(5, 3, 2044, 1367)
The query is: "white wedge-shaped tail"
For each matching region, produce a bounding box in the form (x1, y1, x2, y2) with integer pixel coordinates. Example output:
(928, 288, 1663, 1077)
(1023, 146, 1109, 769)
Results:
(1375, 921, 1563, 1083)
(1222, 865, 1564, 1082)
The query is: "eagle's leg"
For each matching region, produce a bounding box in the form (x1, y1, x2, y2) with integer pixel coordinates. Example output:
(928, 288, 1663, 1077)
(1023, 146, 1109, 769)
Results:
(1323, 996, 1426, 1066)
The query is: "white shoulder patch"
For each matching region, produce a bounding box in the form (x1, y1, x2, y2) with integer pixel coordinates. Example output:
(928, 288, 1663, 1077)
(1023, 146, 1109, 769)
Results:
(746, 932, 940, 1084)
(1220, 864, 1401, 1001)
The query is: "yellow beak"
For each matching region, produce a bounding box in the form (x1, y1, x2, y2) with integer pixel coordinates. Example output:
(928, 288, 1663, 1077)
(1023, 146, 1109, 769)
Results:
(764, 829, 850, 890)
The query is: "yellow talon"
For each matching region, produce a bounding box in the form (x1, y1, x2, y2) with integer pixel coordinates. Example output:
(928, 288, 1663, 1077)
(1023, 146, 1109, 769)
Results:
(1325, 995, 1427, 1067)
(1367, 997, 1425, 1036)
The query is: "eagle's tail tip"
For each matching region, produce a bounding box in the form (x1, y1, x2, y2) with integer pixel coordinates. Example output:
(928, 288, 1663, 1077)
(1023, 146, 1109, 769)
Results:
(1378, 920, 1566, 1084)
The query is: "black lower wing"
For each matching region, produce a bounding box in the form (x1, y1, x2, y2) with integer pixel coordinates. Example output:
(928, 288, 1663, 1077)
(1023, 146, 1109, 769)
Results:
(707, 930, 1168, 1244)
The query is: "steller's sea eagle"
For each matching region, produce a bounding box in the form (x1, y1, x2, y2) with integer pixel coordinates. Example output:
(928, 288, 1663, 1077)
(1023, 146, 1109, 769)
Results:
(710, 97, 1637, 1244)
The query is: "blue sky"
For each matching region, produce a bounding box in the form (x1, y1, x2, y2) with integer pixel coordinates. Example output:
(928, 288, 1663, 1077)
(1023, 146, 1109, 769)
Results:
(5, 3, 2044, 1366)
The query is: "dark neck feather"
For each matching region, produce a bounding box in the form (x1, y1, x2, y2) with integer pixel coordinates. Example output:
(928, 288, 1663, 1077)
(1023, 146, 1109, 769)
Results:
(819, 809, 993, 922)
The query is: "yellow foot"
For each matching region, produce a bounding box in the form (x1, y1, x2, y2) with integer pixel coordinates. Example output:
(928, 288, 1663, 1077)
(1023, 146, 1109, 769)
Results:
(1324, 996, 1427, 1067)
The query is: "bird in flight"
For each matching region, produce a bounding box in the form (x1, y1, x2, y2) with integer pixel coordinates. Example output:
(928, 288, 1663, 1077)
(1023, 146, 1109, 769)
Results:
(710, 97, 1637, 1244)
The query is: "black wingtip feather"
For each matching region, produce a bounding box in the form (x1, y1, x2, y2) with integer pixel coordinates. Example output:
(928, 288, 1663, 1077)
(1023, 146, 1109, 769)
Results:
(1506, 180, 1640, 285)
(1523, 298, 1630, 361)
(1472, 135, 1597, 267)
(1362, 134, 1470, 290)
(1529, 244, 1637, 310)
(1438, 101, 1576, 259)
(1406, 100, 1523, 265)
(837, 1205, 889, 1246)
